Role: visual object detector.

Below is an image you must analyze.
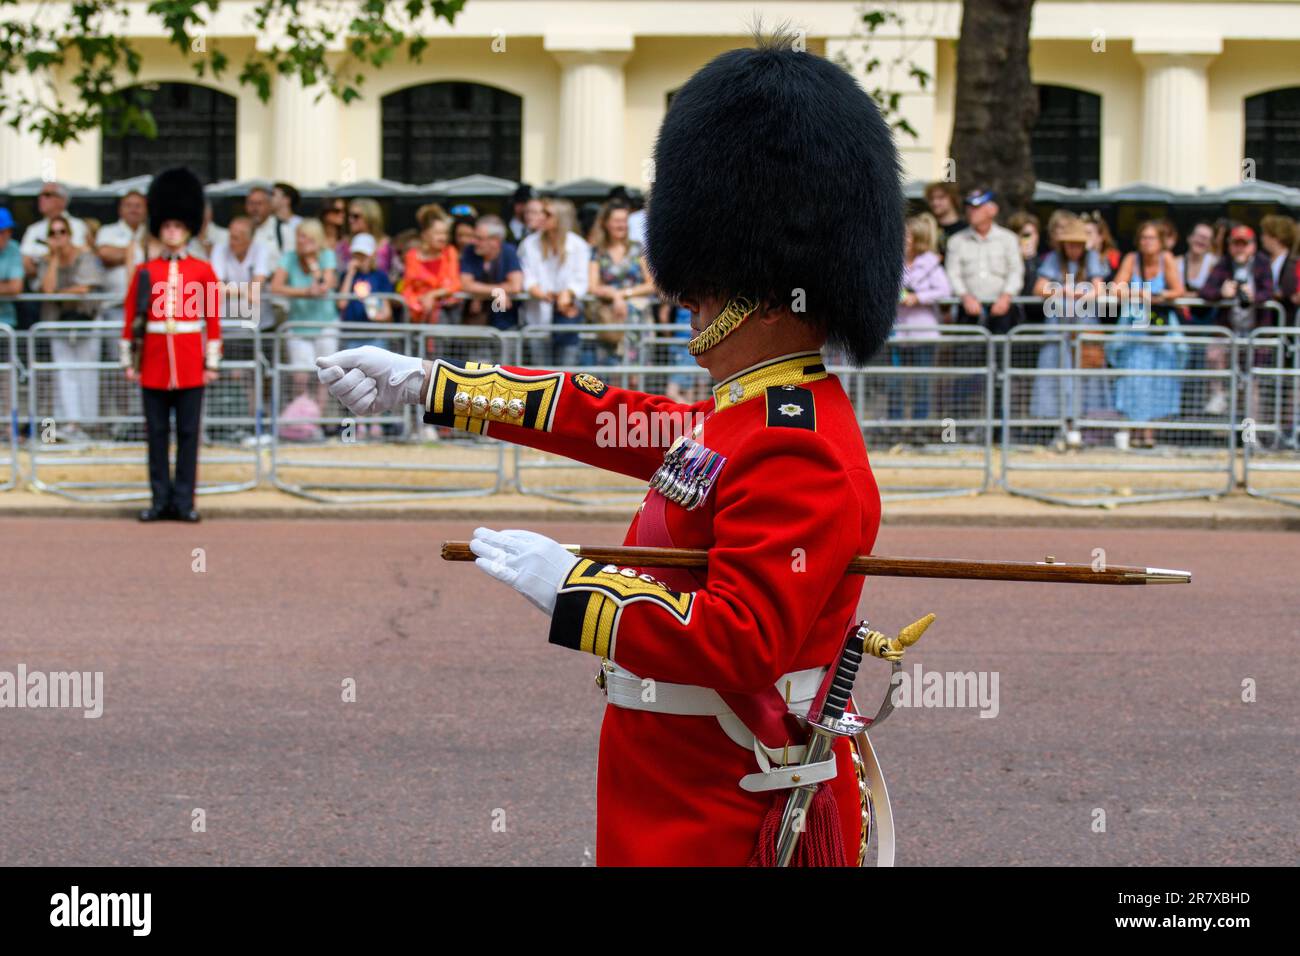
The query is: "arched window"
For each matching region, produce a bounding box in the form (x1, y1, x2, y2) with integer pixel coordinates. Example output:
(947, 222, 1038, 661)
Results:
(381, 82, 522, 183)
(101, 82, 236, 184)
(1032, 85, 1101, 189)
(1245, 87, 1300, 187)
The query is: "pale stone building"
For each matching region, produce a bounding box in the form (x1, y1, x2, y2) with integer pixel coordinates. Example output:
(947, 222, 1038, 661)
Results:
(1, 0, 1298, 191)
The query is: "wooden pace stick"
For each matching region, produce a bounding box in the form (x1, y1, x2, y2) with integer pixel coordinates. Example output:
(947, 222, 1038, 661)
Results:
(440, 542, 1191, 586)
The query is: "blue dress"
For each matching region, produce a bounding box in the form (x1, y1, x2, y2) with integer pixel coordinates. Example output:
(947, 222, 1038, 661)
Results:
(1030, 251, 1114, 421)
(1106, 267, 1188, 423)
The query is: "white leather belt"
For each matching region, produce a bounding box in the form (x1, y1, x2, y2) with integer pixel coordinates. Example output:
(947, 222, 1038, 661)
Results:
(146, 320, 203, 333)
(602, 660, 824, 718)
(601, 661, 838, 793)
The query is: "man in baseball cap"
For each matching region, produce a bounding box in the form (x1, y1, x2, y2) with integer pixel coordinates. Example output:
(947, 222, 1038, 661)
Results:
(946, 186, 1024, 334)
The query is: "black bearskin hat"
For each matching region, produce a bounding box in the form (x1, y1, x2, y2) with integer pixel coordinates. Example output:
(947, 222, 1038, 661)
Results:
(147, 167, 205, 238)
(646, 35, 904, 365)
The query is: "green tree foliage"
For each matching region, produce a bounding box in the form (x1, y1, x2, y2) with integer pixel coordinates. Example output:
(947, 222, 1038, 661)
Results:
(831, 5, 932, 141)
(0, 0, 465, 146)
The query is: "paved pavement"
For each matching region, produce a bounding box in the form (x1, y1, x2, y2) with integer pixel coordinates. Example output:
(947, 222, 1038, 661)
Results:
(3, 485, 1300, 529)
(0, 519, 1294, 865)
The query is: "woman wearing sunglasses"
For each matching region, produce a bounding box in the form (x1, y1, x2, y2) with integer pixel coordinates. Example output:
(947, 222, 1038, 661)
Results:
(37, 213, 107, 443)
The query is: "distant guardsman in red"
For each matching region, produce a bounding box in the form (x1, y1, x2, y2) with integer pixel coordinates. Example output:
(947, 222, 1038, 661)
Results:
(120, 167, 222, 523)
(316, 31, 906, 865)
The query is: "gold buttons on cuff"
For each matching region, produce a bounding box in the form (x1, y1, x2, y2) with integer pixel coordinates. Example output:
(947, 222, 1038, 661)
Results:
(453, 391, 470, 412)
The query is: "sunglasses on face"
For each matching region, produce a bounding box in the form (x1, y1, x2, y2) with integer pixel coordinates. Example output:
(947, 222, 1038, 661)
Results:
(348, 212, 364, 220)
(39, 191, 60, 199)
(49, 229, 68, 237)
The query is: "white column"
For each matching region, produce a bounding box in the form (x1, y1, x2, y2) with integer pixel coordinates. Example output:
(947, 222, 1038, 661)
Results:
(546, 35, 632, 183)
(0, 72, 51, 184)
(1134, 39, 1220, 191)
(271, 73, 340, 187)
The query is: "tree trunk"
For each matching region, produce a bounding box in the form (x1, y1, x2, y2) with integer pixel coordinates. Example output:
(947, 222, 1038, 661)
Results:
(951, 0, 1038, 216)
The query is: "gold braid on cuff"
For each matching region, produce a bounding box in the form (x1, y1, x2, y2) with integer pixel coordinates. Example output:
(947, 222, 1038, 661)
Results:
(686, 296, 758, 355)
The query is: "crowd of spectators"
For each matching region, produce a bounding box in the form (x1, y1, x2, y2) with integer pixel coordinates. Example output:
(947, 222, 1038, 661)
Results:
(907, 181, 1300, 446)
(0, 178, 696, 442)
(3, 175, 1300, 446)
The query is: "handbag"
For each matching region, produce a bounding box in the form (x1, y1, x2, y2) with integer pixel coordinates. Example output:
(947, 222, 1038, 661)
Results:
(585, 297, 627, 348)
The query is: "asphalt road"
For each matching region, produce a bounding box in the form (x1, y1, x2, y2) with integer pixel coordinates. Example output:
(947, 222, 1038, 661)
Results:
(0, 518, 1294, 866)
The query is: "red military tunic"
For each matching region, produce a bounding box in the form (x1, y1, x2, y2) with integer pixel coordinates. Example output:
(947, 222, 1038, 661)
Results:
(120, 254, 222, 389)
(424, 351, 881, 865)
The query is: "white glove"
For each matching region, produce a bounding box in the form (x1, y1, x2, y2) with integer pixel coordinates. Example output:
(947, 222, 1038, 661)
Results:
(315, 346, 425, 416)
(469, 527, 579, 616)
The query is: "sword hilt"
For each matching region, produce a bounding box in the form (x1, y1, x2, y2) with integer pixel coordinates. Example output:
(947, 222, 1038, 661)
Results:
(807, 624, 869, 728)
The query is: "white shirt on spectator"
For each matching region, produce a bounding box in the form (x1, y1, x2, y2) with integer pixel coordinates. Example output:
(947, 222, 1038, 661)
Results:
(518, 231, 590, 327)
(255, 215, 302, 255)
(20, 215, 89, 259)
(1270, 252, 1287, 287)
(627, 209, 647, 247)
(1178, 252, 1217, 290)
(945, 223, 1024, 302)
(96, 219, 148, 308)
(211, 237, 275, 329)
(188, 222, 229, 260)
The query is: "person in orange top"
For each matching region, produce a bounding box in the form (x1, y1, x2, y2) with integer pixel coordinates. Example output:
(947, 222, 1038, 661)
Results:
(402, 204, 460, 323)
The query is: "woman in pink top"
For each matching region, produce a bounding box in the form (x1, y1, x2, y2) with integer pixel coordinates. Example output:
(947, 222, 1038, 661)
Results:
(889, 213, 951, 424)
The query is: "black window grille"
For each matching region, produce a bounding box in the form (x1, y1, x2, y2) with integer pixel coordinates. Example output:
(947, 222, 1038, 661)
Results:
(1032, 85, 1102, 189)
(101, 83, 237, 184)
(381, 82, 522, 183)
(1245, 87, 1300, 187)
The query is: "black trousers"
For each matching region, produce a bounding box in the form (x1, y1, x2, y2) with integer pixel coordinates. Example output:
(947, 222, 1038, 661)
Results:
(142, 386, 204, 511)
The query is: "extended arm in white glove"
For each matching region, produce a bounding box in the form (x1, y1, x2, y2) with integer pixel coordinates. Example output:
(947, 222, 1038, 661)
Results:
(314, 346, 427, 416)
(469, 527, 579, 616)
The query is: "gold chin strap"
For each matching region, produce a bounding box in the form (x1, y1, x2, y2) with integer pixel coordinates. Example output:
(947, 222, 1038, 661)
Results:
(686, 296, 758, 355)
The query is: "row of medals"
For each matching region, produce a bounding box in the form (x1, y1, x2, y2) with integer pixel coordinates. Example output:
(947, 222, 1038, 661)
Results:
(453, 390, 526, 422)
(648, 436, 726, 511)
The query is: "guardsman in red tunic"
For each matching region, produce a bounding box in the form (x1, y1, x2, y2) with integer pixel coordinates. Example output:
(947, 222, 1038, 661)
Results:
(120, 167, 222, 523)
(316, 33, 904, 865)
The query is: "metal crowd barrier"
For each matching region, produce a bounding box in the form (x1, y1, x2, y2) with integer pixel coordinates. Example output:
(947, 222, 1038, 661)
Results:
(1243, 326, 1300, 508)
(24, 320, 263, 501)
(510, 322, 709, 504)
(1000, 322, 1240, 506)
(839, 325, 995, 501)
(0, 324, 18, 491)
(269, 320, 506, 502)
(5, 287, 1300, 512)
